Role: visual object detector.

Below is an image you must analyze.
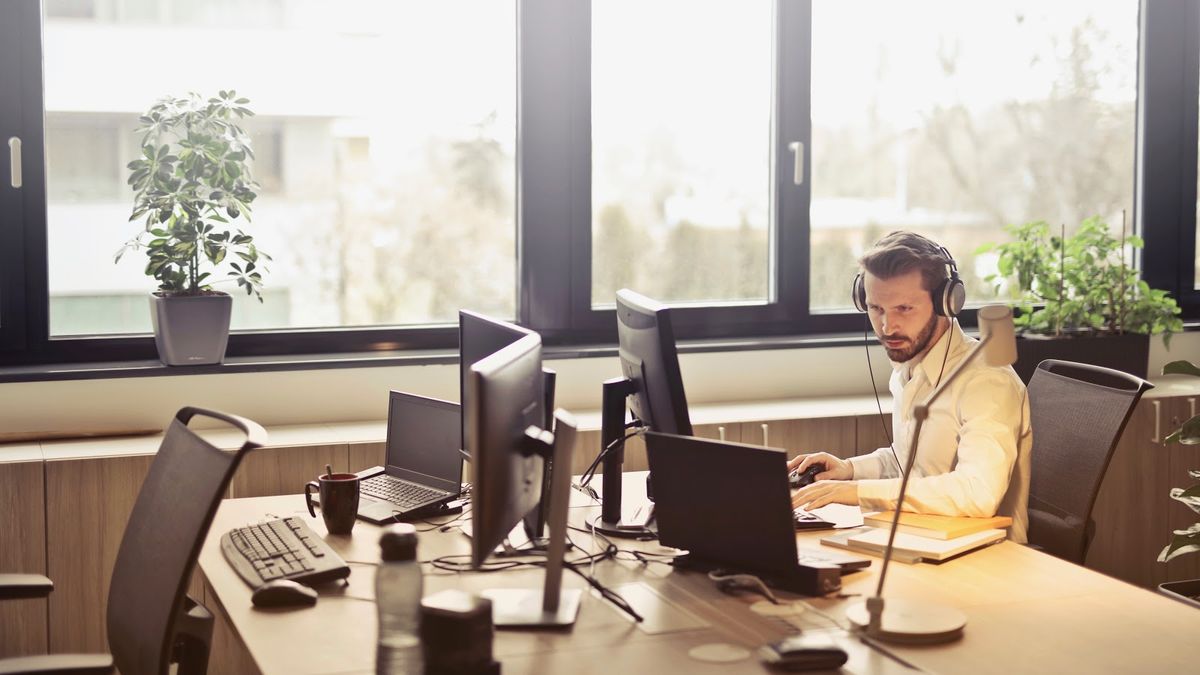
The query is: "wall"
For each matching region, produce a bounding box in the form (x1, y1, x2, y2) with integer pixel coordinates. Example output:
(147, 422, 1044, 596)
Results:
(2, 332, 1198, 436)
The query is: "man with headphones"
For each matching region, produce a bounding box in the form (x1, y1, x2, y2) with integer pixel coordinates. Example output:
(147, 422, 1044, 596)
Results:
(790, 231, 1032, 542)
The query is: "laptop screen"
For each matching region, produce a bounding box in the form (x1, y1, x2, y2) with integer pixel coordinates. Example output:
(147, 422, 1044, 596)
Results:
(386, 391, 462, 492)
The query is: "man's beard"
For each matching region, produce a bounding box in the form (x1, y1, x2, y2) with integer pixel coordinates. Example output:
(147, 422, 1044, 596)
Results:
(880, 312, 940, 363)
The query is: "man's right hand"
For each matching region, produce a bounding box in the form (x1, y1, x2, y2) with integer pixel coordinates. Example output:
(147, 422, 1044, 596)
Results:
(787, 452, 853, 481)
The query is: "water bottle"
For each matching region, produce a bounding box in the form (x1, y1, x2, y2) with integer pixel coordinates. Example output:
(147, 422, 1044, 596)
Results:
(376, 523, 423, 674)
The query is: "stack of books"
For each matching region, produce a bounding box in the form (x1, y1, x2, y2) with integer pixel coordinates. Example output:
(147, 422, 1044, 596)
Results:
(820, 512, 1012, 563)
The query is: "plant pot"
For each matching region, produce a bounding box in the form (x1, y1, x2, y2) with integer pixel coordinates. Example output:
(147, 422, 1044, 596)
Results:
(149, 292, 232, 366)
(1158, 579, 1200, 610)
(1012, 332, 1150, 385)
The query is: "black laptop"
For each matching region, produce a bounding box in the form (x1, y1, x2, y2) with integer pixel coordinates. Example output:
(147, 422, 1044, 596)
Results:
(355, 391, 463, 524)
(644, 432, 870, 593)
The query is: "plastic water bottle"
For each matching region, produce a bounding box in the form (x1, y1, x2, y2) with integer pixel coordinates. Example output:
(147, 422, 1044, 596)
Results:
(376, 523, 423, 674)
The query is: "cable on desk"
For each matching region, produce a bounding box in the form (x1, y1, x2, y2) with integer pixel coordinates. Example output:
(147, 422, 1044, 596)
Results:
(573, 423, 645, 500)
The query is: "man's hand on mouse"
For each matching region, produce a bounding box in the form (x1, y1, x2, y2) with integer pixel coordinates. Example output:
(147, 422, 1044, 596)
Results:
(788, 452, 858, 510)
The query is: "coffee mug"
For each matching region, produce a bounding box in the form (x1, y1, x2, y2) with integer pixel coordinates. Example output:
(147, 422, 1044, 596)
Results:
(305, 472, 360, 534)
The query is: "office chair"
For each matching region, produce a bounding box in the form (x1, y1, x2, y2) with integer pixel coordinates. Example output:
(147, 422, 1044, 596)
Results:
(1026, 359, 1151, 565)
(0, 407, 266, 675)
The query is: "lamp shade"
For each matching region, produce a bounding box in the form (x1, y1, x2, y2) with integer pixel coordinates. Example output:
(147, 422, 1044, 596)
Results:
(978, 304, 1017, 367)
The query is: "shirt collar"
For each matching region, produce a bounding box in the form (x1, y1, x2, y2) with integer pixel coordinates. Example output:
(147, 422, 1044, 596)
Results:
(893, 320, 969, 386)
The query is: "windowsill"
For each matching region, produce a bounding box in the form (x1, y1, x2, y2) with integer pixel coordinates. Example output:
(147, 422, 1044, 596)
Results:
(0, 331, 872, 384)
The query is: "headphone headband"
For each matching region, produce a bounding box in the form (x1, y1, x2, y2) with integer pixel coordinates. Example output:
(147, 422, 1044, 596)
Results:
(851, 239, 965, 317)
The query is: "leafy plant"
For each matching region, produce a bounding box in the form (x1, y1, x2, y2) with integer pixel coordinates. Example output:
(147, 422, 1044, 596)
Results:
(117, 90, 270, 300)
(976, 216, 1181, 341)
(1158, 360, 1200, 563)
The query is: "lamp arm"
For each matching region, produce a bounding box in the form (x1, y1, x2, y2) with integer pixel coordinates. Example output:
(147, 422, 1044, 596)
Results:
(872, 332, 992, 602)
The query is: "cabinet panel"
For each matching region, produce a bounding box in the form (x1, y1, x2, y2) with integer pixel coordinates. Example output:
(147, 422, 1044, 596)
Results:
(0, 461, 48, 657)
(347, 442, 386, 474)
(855, 412, 895, 458)
(1087, 397, 1177, 588)
(230, 444, 347, 498)
(740, 417, 856, 461)
(46, 455, 155, 653)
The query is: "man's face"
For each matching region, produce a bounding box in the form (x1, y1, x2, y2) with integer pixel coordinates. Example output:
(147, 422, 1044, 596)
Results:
(863, 269, 943, 363)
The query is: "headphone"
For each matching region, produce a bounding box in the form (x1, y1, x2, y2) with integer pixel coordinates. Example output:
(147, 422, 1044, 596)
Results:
(851, 238, 965, 318)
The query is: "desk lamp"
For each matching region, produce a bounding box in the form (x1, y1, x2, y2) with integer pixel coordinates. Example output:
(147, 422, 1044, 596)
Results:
(845, 304, 1017, 644)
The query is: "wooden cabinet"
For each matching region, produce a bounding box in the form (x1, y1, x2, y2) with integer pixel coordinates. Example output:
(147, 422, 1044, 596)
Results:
(1088, 394, 1200, 589)
(229, 443, 347, 499)
(739, 417, 858, 461)
(0, 457, 48, 658)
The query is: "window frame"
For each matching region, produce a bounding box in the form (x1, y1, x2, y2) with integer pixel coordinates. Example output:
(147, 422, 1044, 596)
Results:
(0, 0, 1193, 370)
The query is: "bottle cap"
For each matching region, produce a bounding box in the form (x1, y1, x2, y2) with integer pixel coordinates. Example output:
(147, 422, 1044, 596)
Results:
(379, 523, 418, 561)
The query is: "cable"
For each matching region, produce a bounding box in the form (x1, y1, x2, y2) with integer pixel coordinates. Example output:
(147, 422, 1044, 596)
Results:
(864, 317, 901, 469)
(576, 425, 645, 494)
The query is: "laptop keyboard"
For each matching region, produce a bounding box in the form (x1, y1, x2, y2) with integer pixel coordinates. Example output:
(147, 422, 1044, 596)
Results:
(362, 474, 448, 508)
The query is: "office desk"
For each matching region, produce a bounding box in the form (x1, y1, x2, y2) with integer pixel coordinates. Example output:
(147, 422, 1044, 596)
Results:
(197, 479, 1199, 675)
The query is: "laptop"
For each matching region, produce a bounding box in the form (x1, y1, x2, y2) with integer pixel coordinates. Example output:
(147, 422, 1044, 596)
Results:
(355, 391, 463, 524)
(644, 432, 870, 594)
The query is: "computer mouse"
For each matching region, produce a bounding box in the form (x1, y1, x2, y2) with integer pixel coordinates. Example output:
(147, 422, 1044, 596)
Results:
(789, 462, 825, 490)
(251, 579, 318, 608)
(759, 634, 848, 671)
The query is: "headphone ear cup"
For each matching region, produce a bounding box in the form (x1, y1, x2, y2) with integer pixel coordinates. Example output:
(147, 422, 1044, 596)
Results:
(946, 277, 966, 317)
(852, 273, 867, 312)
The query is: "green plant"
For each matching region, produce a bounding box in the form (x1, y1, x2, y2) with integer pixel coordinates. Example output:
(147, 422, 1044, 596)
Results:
(976, 216, 1181, 342)
(117, 90, 270, 300)
(1158, 360, 1200, 563)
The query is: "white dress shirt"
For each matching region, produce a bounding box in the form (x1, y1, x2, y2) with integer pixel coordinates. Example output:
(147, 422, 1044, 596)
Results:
(849, 321, 1032, 543)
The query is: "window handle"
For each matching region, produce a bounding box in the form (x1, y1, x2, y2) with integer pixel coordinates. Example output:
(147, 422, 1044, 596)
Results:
(8, 137, 20, 188)
(788, 141, 804, 185)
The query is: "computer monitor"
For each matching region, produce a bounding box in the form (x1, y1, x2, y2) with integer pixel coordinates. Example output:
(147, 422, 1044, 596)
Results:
(459, 310, 556, 543)
(467, 334, 581, 627)
(594, 289, 694, 537)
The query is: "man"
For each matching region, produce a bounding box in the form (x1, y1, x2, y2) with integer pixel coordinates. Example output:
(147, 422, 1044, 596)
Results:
(790, 231, 1032, 542)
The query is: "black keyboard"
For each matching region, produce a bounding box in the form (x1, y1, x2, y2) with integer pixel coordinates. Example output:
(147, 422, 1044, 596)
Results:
(361, 474, 448, 508)
(220, 517, 351, 588)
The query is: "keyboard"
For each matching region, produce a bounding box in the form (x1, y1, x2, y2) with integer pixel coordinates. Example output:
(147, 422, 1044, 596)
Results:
(361, 474, 449, 508)
(220, 517, 351, 588)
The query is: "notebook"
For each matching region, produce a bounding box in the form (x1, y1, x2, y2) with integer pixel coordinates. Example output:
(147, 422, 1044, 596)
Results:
(354, 391, 463, 524)
(862, 511, 1013, 540)
(820, 526, 1006, 563)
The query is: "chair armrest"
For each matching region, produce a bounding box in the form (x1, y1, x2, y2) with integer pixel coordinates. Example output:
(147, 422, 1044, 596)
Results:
(0, 574, 53, 600)
(0, 654, 114, 675)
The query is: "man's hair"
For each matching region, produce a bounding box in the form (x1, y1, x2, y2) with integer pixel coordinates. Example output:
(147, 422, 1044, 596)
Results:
(858, 231, 949, 292)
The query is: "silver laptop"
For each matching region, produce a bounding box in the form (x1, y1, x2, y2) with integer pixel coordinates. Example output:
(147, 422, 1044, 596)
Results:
(356, 391, 463, 524)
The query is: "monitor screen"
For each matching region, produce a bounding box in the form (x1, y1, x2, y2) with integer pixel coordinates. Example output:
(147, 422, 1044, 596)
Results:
(459, 310, 536, 453)
(615, 289, 693, 435)
(385, 391, 462, 492)
(467, 333, 546, 567)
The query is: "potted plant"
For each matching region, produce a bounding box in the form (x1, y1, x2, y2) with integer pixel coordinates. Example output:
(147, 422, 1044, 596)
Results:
(976, 216, 1182, 383)
(1157, 359, 1200, 609)
(117, 90, 270, 366)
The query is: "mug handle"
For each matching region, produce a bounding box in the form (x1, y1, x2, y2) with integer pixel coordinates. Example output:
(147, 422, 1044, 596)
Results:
(305, 481, 320, 518)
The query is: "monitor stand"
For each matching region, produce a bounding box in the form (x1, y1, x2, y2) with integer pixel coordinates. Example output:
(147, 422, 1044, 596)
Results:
(482, 419, 582, 628)
(588, 377, 656, 539)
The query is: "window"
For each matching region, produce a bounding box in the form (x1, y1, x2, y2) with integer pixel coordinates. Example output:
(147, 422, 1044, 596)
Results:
(1, 0, 1197, 368)
(40, 0, 516, 338)
(810, 0, 1139, 310)
(590, 0, 773, 307)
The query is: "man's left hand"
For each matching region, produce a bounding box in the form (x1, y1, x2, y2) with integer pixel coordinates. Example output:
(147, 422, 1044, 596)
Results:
(792, 480, 859, 510)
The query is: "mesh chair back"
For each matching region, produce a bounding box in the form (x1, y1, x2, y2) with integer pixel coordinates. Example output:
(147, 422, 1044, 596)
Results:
(1027, 359, 1151, 564)
(106, 407, 265, 675)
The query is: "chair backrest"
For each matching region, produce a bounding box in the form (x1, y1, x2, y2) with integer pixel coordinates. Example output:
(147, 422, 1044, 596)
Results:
(106, 407, 266, 675)
(1027, 359, 1151, 564)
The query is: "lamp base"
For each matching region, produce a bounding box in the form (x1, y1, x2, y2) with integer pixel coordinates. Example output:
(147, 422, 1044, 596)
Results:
(845, 598, 966, 645)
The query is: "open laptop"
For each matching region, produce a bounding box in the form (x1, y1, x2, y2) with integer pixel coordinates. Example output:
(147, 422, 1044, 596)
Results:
(355, 391, 463, 524)
(645, 432, 870, 594)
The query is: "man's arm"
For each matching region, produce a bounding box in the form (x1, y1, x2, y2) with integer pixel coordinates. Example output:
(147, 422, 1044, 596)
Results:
(848, 444, 901, 480)
(856, 369, 1026, 516)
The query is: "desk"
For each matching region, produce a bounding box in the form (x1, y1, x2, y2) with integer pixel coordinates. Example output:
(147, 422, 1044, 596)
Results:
(197, 476, 1199, 675)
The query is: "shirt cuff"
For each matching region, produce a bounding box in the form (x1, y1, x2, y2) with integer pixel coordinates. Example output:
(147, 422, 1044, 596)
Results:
(848, 455, 878, 480)
(856, 478, 901, 511)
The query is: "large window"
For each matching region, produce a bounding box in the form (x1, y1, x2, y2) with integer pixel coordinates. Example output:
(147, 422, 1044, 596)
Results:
(1, 0, 1198, 367)
(810, 0, 1138, 310)
(42, 0, 516, 337)
(590, 0, 772, 307)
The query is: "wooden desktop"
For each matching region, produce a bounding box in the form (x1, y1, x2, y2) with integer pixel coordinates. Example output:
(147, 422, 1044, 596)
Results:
(196, 474, 1199, 675)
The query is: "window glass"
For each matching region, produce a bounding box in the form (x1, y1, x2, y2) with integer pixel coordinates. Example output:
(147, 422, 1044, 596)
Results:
(43, 0, 516, 336)
(591, 0, 773, 307)
(810, 1, 1138, 310)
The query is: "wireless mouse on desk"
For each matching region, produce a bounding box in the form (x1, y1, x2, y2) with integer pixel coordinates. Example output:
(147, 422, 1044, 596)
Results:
(251, 579, 318, 608)
(759, 634, 849, 672)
